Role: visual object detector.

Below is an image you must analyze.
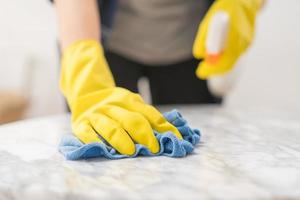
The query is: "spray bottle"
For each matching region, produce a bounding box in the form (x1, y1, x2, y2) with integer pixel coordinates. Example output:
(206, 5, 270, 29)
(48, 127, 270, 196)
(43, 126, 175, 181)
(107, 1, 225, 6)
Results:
(206, 11, 240, 97)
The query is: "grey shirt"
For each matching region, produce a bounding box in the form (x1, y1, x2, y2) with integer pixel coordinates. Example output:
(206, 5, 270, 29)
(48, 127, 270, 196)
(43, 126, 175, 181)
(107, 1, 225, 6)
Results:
(106, 0, 211, 65)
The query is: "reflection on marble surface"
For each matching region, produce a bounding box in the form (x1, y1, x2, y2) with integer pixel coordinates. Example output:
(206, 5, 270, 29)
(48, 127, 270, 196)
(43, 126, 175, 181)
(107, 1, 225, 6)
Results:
(0, 106, 300, 200)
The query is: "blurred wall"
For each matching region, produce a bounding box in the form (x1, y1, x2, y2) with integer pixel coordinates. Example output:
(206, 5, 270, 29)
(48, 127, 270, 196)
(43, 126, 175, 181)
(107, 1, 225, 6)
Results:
(0, 0, 299, 118)
(226, 0, 300, 112)
(0, 0, 65, 117)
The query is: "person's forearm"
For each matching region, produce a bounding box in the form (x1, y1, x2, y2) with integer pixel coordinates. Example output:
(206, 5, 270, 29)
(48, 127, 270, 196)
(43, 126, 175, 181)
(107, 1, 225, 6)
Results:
(54, 0, 100, 51)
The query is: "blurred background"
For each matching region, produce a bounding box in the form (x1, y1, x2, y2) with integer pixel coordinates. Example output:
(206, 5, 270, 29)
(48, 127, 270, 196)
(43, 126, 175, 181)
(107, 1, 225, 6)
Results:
(0, 0, 299, 124)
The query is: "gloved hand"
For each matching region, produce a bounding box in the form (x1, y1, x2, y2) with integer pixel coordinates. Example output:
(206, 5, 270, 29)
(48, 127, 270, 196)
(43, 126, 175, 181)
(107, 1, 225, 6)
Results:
(193, 0, 264, 79)
(60, 40, 182, 155)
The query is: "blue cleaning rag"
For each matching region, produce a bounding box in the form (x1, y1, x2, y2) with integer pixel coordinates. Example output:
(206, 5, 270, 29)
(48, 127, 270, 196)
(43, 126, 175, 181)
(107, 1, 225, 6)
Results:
(58, 110, 201, 160)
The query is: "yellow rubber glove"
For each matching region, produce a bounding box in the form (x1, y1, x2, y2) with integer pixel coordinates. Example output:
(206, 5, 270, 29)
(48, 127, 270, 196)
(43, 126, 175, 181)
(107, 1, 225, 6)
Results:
(193, 0, 263, 79)
(60, 40, 182, 155)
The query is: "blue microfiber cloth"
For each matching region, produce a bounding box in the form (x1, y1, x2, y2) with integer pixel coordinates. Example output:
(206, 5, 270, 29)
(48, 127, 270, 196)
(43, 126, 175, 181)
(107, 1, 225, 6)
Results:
(58, 110, 201, 160)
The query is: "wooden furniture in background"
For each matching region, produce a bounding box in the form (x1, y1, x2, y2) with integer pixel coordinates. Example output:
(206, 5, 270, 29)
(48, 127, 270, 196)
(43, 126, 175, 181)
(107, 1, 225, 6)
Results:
(0, 91, 28, 124)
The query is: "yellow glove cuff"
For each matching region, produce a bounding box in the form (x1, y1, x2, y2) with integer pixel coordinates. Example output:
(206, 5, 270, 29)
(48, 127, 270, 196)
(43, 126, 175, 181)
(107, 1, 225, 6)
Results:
(60, 40, 115, 109)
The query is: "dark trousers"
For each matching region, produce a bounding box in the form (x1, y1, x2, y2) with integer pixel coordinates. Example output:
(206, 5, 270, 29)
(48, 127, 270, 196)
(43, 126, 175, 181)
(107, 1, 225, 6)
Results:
(105, 51, 222, 105)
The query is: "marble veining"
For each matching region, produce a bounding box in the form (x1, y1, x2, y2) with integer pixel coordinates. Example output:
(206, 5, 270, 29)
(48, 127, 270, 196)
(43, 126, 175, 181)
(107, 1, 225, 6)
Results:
(0, 106, 300, 200)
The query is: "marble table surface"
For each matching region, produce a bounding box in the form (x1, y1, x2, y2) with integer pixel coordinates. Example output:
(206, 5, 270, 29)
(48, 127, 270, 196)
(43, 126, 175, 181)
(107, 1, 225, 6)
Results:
(0, 106, 300, 200)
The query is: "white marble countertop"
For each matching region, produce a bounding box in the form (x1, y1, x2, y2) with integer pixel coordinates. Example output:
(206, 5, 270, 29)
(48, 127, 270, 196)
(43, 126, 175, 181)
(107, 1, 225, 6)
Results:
(0, 106, 300, 200)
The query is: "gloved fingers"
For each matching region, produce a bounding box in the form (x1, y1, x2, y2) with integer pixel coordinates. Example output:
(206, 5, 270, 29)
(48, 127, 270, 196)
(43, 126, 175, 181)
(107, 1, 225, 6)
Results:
(128, 103, 183, 140)
(99, 105, 160, 154)
(72, 120, 103, 144)
(196, 52, 238, 79)
(89, 113, 136, 155)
